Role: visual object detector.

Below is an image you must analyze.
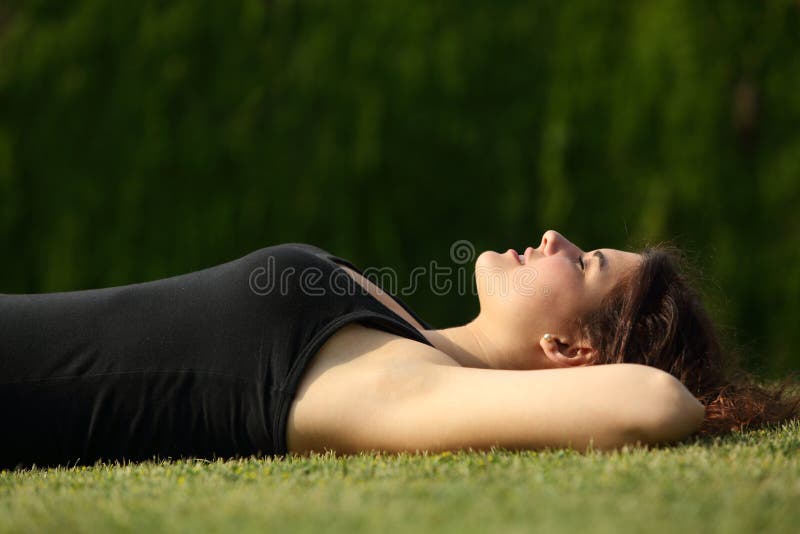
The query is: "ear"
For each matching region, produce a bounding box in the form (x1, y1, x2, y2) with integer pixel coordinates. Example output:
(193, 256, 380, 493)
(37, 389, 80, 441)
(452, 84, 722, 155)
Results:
(538, 333, 596, 368)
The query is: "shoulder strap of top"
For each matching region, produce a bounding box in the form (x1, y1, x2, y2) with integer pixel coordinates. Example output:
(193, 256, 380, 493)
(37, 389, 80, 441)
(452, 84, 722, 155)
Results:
(281, 243, 436, 331)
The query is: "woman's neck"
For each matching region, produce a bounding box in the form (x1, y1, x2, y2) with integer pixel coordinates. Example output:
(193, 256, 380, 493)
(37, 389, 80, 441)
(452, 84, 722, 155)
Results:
(421, 318, 498, 369)
(422, 315, 552, 371)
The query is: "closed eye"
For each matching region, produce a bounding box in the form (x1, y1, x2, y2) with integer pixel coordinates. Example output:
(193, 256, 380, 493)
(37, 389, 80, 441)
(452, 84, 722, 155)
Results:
(576, 256, 585, 271)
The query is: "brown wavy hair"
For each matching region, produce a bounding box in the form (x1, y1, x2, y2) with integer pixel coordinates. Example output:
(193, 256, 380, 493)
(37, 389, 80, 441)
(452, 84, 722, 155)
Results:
(577, 244, 800, 437)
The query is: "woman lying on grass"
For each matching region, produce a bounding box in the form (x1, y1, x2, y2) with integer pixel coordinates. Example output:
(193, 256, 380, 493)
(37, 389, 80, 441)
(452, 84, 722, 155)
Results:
(2, 230, 798, 469)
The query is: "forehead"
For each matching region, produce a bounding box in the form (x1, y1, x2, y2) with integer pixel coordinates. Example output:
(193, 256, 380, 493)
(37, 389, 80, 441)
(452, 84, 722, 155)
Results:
(599, 248, 642, 277)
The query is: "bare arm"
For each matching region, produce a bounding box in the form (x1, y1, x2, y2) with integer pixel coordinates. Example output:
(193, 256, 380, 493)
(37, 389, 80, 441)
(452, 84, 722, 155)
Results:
(381, 362, 704, 452)
(290, 358, 705, 454)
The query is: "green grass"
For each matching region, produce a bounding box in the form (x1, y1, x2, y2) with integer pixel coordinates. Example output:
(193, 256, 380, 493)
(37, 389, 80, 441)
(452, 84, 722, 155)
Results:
(2, 421, 798, 534)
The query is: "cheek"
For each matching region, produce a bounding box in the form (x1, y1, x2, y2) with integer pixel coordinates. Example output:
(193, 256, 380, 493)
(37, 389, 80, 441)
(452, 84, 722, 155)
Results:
(497, 268, 559, 317)
(529, 267, 585, 315)
(533, 264, 578, 296)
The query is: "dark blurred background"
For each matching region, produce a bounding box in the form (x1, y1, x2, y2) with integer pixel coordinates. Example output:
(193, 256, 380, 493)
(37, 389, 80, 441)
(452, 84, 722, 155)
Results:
(1, 1, 798, 377)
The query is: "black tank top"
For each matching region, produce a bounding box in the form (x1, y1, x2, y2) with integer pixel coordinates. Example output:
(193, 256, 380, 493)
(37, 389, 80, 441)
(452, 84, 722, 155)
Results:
(0, 243, 434, 468)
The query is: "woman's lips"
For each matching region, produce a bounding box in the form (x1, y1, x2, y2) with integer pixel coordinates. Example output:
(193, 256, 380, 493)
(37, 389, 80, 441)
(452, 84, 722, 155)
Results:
(506, 248, 523, 265)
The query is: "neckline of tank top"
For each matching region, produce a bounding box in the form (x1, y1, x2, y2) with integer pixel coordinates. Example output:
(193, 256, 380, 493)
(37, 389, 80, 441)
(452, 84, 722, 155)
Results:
(281, 243, 435, 334)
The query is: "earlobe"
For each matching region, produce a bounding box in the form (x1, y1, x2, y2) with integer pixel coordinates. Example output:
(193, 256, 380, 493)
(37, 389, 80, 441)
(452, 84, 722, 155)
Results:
(539, 333, 595, 368)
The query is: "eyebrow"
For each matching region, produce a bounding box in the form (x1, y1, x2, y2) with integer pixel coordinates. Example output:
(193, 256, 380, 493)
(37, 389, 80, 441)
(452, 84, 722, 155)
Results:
(592, 251, 607, 272)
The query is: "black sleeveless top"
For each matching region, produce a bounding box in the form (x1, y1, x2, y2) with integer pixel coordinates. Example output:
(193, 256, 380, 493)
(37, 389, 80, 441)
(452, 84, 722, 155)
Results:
(0, 243, 434, 469)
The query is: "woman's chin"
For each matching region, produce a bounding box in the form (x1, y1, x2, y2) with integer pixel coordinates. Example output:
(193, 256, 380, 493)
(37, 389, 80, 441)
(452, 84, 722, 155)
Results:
(476, 250, 518, 272)
(475, 250, 495, 264)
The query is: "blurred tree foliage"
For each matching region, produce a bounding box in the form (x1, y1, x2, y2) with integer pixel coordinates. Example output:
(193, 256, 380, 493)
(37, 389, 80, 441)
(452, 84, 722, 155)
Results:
(1, 0, 798, 376)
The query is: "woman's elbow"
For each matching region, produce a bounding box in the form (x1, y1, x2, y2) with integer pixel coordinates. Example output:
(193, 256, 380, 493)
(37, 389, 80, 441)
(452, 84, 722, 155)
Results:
(634, 371, 706, 445)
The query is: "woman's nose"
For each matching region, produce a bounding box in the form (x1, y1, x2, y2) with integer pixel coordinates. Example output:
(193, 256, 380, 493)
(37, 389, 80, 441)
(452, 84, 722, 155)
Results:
(540, 230, 580, 256)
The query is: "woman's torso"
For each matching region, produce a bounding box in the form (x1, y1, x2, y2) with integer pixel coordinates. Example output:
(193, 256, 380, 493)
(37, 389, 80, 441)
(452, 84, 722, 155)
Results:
(0, 243, 457, 467)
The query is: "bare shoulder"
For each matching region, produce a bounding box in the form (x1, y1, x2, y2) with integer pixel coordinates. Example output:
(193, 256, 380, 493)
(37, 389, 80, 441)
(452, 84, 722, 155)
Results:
(285, 322, 455, 453)
(285, 324, 705, 455)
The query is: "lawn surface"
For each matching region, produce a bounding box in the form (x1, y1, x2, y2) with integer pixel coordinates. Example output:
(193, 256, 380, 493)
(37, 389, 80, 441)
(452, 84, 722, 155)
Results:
(2, 420, 798, 534)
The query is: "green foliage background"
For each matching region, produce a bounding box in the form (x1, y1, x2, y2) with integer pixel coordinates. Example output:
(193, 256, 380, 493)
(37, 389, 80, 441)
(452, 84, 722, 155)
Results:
(1, 0, 798, 376)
